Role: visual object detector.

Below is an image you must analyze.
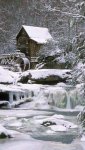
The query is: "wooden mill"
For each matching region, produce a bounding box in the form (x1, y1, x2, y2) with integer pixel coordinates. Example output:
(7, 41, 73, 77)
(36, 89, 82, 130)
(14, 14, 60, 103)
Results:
(16, 25, 52, 68)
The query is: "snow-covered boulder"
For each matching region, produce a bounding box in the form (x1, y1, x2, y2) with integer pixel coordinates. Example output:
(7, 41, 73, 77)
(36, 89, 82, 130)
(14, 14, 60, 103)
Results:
(18, 72, 31, 84)
(0, 124, 22, 139)
(33, 114, 77, 132)
(18, 69, 71, 84)
(0, 124, 12, 138)
(50, 125, 67, 132)
(0, 66, 19, 84)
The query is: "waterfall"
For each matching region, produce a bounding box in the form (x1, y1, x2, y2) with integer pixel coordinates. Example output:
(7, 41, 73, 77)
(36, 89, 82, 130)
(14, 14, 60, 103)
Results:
(66, 92, 71, 109)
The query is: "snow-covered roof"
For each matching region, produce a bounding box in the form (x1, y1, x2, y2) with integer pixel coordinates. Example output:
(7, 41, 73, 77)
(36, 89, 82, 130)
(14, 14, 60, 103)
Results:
(21, 25, 53, 44)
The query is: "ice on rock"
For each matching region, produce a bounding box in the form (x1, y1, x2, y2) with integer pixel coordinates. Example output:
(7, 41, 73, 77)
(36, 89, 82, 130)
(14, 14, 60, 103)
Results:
(0, 124, 18, 138)
(0, 124, 9, 136)
(32, 114, 77, 132)
(8, 121, 22, 128)
(50, 114, 65, 119)
(81, 134, 85, 141)
(50, 125, 67, 132)
(46, 130, 55, 134)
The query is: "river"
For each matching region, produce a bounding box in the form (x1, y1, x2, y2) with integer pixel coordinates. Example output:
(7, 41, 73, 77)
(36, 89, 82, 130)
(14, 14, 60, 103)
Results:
(0, 83, 85, 150)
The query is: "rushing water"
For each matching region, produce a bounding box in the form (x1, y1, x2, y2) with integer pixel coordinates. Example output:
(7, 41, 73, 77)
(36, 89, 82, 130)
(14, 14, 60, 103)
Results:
(0, 84, 85, 150)
(66, 92, 71, 109)
(0, 107, 83, 150)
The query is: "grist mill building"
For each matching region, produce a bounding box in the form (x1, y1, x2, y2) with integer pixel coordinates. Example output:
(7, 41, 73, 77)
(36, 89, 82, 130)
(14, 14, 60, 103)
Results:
(16, 25, 52, 68)
(0, 25, 52, 71)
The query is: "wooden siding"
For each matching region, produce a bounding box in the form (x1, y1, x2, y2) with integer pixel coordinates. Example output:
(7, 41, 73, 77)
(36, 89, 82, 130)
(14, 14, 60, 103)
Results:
(17, 29, 30, 56)
(16, 28, 42, 68)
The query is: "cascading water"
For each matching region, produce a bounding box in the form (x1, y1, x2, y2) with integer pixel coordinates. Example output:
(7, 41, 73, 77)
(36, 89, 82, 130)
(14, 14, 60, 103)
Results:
(0, 84, 81, 150)
(66, 92, 71, 109)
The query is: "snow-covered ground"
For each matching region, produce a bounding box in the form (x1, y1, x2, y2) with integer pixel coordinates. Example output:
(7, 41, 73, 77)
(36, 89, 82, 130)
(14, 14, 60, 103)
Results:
(0, 66, 19, 84)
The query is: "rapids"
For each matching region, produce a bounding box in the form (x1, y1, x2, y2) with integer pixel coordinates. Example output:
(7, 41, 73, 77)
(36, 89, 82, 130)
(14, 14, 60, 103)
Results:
(0, 83, 85, 150)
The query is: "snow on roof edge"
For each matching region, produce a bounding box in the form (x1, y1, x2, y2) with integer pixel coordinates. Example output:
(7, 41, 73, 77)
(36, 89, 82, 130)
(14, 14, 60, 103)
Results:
(22, 25, 53, 44)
